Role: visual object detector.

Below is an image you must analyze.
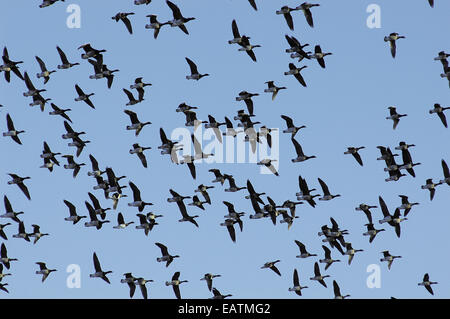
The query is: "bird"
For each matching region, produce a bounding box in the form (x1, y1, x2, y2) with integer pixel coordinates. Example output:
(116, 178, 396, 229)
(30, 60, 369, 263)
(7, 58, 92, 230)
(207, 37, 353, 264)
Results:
(397, 195, 419, 216)
(120, 273, 137, 298)
(211, 287, 232, 299)
(35, 262, 57, 282)
(129, 143, 151, 168)
(237, 36, 261, 62)
(289, 268, 308, 296)
(3, 113, 25, 145)
(1, 47, 24, 82)
(209, 168, 226, 185)
(63, 200, 86, 225)
(319, 245, 341, 270)
(276, 6, 299, 31)
(135, 214, 158, 236)
(296, 2, 320, 28)
(7, 174, 31, 200)
(145, 15, 169, 39)
(166, 271, 188, 299)
(56, 46, 79, 69)
(1, 243, 18, 270)
(296, 175, 319, 208)
(112, 12, 135, 34)
(318, 178, 340, 201)
(135, 277, 153, 299)
(421, 178, 442, 201)
(333, 280, 350, 299)
(166, 1, 195, 35)
(0, 283, 8, 294)
(78, 43, 106, 60)
(284, 63, 308, 87)
(281, 115, 306, 138)
(220, 218, 238, 243)
(135, 0, 151, 4)
(228, 19, 246, 45)
(200, 273, 221, 292)
(155, 242, 179, 267)
(0, 223, 11, 240)
(418, 273, 438, 295)
(310, 262, 329, 288)
(264, 81, 287, 101)
(90, 252, 112, 284)
(124, 110, 151, 136)
(62, 155, 85, 178)
(74, 84, 95, 109)
(185, 57, 209, 80)
(380, 251, 402, 270)
(384, 33, 405, 58)
(224, 175, 247, 192)
(128, 181, 153, 212)
(123, 88, 143, 106)
(29, 224, 49, 244)
(109, 192, 128, 211)
(84, 202, 110, 230)
(195, 184, 214, 205)
(35, 56, 56, 84)
(12, 221, 30, 242)
(49, 103, 72, 123)
(355, 203, 377, 224)
(87, 192, 110, 220)
(344, 146, 365, 166)
(343, 243, 364, 265)
(386, 106, 407, 129)
(0, 264, 12, 281)
(295, 240, 317, 258)
(39, 0, 64, 8)
(309, 45, 332, 68)
(257, 158, 279, 176)
(363, 223, 385, 243)
(429, 103, 449, 128)
(130, 77, 152, 101)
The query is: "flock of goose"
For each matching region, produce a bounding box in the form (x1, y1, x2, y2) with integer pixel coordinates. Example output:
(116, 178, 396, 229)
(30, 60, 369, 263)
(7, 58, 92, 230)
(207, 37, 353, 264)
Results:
(0, 0, 448, 299)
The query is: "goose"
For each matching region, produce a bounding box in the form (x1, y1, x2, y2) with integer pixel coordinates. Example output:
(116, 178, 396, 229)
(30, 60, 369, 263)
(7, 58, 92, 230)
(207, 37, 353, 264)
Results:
(121, 273, 137, 298)
(296, 2, 320, 28)
(318, 178, 340, 201)
(123, 88, 143, 106)
(211, 287, 232, 299)
(68, 136, 90, 157)
(35, 56, 56, 84)
(384, 33, 405, 58)
(0, 223, 11, 240)
(344, 146, 365, 166)
(62, 120, 86, 140)
(296, 175, 318, 208)
(418, 273, 438, 295)
(328, 217, 349, 239)
(87, 154, 104, 177)
(380, 251, 402, 270)
(0, 264, 12, 281)
(209, 168, 226, 185)
(1, 243, 18, 270)
(434, 51, 449, 71)
(23, 72, 46, 97)
(29, 92, 51, 111)
(244, 180, 265, 204)
(279, 210, 298, 230)
(257, 158, 279, 176)
(128, 181, 153, 212)
(289, 269, 308, 296)
(281, 115, 306, 137)
(396, 148, 420, 177)
(429, 103, 449, 128)
(56, 46, 79, 69)
(421, 178, 442, 201)
(397, 195, 419, 216)
(188, 195, 207, 211)
(195, 184, 214, 205)
(386, 106, 407, 130)
(176, 199, 199, 227)
(63, 200, 86, 225)
(355, 203, 377, 224)
(333, 280, 350, 299)
(263, 197, 281, 225)
(320, 227, 345, 255)
(39, 0, 64, 8)
(192, 134, 213, 160)
(276, 6, 300, 31)
(377, 145, 399, 162)
(440, 159, 450, 185)
(7, 174, 31, 200)
(264, 81, 286, 101)
(220, 218, 238, 242)
(49, 103, 72, 123)
(176, 102, 198, 113)
(236, 91, 259, 116)
(135, 214, 157, 236)
(35, 262, 56, 282)
(284, 63, 307, 87)
(29, 224, 49, 244)
(135, 0, 151, 4)
(147, 212, 163, 222)
(84, 202, 110, 229)
(166, 271, 188, 299)
(319, 245, 341, 270)
(113, 212, 133, 229)
(62, 155, 85, 178)
(363, 223, 385, 243)
(0, 283, 8, 294)
(277, 200, 302, 218)
(228, 19, 247, 45)
(100, 64, 119, 89)
(167, 189, 191, 203)
(112, 12, 135, 34)
(12, 221, 30, 242)
(3, 113, 24, 145)
(389, 208, 407, 238)
(124, 110, 151, 136)
(285, 35, 310, 60)
(155, 242, 179, 267)
(224, 175, 247, 192)
(205, 115, 225, 143)
(90, 252, 112, 284)
(130, 77, 151, 101)
(145, 15, 169, 39)
(78, 43, 106, 60)
(87, 192, 110, 219)
(74, 84, 95, 109)
(248, 0, 257, 10)
(384, 151, 407, 182)
(344, 243, 363, 265)
(201, 273, 221, 292)
(1, 47, 24, 82)
(109, 192, 128, 210)
(222, 201, 245, 227)
(394, 141, 415, 151)
(183, 110, 207, 129)
(166, 1, 195, 35)
(185, 57, 209, 81)
(309, 45, 332, 68)
(378, 196, 394, 225)
(93, 175, 109, 197)
(135, 277, 153, 299)
(260, 261, 282, 276)
(295, 240, 317, 258)
(129, 143, 151, 168)
(238, 36, 261, 62)
(310, 262, 330, 288)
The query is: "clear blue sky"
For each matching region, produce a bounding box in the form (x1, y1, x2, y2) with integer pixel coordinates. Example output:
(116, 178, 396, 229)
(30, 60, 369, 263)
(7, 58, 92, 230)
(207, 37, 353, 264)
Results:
(0, 0, 449, 299)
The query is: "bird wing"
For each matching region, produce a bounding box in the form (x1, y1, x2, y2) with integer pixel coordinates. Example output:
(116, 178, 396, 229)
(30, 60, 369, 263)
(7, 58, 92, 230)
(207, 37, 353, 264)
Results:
(352, 152, 363, 166)
(281, 115, 294, 128)
(93, 252, 102, 272)
(270, 265, 281, 276)
(318, 178, 330, 196)
(18, 182, 31, 200)
(121, 16, 133, 34)
(438, 111, 448, 128)
(155, 242, 169, 256)
(35, 56, 47, 72)
(56, 46, 69, 64)
(304, 8, 314, 27)
(284, 13, 294, 31)
(226, 223, 236, 242)
(167, 0, 183, 19)
(6, 113, 15, 131)
(231, 19, 240, 38)
(246, 49, 257, 62)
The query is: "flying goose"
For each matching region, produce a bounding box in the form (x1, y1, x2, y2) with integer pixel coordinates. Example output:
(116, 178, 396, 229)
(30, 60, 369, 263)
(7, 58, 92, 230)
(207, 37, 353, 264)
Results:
(112, 12, 135, 34)
(295, 240, 317, 258)
(166, 271, 188, 299)
(281, 115, 306, 137)
(238, 36, 261, 62)
(155, 242, 179, 267)
(261, 260, 281, 276)
(333, 280, 350, 299)
(276, 6, 300, 31)
(397, 195, 419, 216)
(185, 57, 209, 80)
(380, 251, 402, 270)
(63, 200, 86, 225)
(166, 0, 195, 35)
(248, 0, 257, 10)
(211, 287, 232, 299)
(135, 277, 153, 299)
(35, 262, 57, 282)
(35, 56, 56, 84)
(3, 113, 24, 145)
(0, 264, 12, 281)
(29, 224, 49, 244)
(418, 273, 438, 295)
(289, 269, 308, 296)
(78, 43, 106, 60)
(429, 103, 449, 128)
(363, 223, 385, 243)
(87, 192, 110, 219)
(129, 143, 151, 168)
(84, 202, 110, 230)
(384, 33, 405, 58)
(318, 178, 341, 201)
(285, 35, 311, 61)
(0, 223, 11, 240)
(319, 245, 341, 270)
(343, 243, 363, 265)
(135, 214, 158, 236)
(344, 146, 365, 166)
(130, 77, 152, 101)
(56, 46, 79, 69)
(386, 106, 407, 130)
(7, 174, 31, 200)
(123, 88, 143, 106)
(440, 159, 450, 185)
(201, 273, 221, 292)
(309, 45, 332, 68)
(421, 178, 442, 201)
(90, 252, 112, 284)
(296, 175, 318, 207)
(49, 103, 72, 123)
(1, 47, 24, 82)
(284, 63, 307, 87)
(121, 273, 137, 298)
(124, 110, 151, 136)
(128, 181, 153, 212)
(228, 19, 246, 45)
(1, 243, 18, 270)
(74, 84, 95, 109)
(296, 2, 320, 28)
(145, 15, 169, 39)
(62, 155, 85, 178)
(220, 218, 238, 243)
(257, 158, 279, 176)
(310, 262, 330, 288)
(12, 221, 30, 242)
(355, 203, 377, 224)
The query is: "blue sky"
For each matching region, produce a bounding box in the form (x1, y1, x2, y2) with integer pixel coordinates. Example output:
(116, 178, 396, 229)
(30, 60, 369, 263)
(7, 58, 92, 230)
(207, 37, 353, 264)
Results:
(0, 0, 449, 299)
